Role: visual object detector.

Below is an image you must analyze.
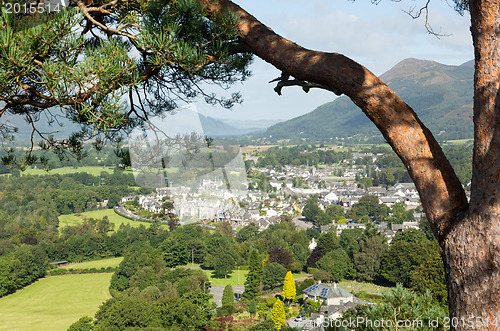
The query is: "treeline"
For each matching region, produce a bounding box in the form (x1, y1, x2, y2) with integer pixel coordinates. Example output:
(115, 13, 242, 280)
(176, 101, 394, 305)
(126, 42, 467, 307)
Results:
(0, 170, 152, 297)
(0, 146, 122, 175)
(305, 226, 447, 307)
(0, 215, 167, 298)
(0, 170, 150, 215)
(302, 195, 415, 227)
(255, 145, 353, 168)
(252, 143, 472, 187)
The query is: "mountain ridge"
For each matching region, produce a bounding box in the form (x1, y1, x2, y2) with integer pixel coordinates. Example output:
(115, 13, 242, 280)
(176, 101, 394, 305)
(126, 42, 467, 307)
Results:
(258, 58, 474, 141)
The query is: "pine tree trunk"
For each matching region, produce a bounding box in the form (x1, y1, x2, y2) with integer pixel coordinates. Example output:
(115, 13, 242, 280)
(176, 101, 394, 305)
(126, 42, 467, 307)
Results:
(441, 212, 500, 330)
(442, 1, 500, 328)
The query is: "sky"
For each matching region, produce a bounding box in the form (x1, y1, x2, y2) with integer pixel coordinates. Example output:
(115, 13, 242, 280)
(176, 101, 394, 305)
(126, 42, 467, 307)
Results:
(197, 0, 474, 122)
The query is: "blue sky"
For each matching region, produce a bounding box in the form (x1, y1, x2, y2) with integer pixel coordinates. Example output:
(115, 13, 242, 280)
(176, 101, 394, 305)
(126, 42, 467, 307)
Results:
(197, 0, 473, 122)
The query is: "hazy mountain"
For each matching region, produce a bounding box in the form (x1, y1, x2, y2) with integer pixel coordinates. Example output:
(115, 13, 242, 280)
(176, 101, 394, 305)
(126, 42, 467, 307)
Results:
(1, 109, 243, 143)
(198, 114, 242, 136)
(259, 58, 474, 141)
(213, 118, 284, 133)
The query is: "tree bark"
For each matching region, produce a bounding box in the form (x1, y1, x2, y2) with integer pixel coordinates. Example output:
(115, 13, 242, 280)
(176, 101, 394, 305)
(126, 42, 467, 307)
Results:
(438, 1, 500, 329)
(202, 0, 500, 329)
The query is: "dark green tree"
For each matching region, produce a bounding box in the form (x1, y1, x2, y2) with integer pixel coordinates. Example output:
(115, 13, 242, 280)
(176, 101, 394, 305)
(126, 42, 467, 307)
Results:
(317, 230, 340, 255)
(378, 240, 434, 287)
(243, 249, 262, 299)
(353, 236, 385, 282)
(316, 248, 355, 282)
(68, 317, 94, 331)
(205, 236, 235, 278)
(325, 204, 345, 222)
(411, 242, 448, 307)
(347, 195, 389, 221)
(219, 284, 235, 316)
(391, 228, 428, 245)
(236, 223, 259, 243)
(262, 262, 287, 289)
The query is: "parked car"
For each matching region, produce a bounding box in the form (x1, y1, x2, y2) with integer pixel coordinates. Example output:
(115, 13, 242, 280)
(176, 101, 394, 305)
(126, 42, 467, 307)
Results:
(294, 315, 305, 322)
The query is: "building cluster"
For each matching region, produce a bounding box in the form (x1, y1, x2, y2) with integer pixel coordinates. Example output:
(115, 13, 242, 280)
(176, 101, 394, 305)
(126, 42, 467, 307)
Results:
(122, 152, 425, 239)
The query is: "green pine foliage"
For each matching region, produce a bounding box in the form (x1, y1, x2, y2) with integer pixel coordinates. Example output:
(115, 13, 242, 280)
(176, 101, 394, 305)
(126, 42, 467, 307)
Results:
(219, 284, 235, 316)
(0, 0, 252, 167)
(335, 284, 448, 331)
(243, 249, 263, 299)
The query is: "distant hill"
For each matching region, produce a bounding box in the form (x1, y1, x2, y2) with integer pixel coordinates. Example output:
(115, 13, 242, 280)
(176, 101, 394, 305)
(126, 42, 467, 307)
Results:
(259, 58, 474, 141)
(199, 114, 242, 137)
(200, 116, 281, 136)
(2, 109, 243, 143)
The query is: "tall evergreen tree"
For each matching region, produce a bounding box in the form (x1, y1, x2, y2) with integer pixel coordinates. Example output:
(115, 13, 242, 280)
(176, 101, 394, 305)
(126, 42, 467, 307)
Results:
(242, 249, 262, 299)
(282, 271, 296, 303)
(219, 284, 235, 316)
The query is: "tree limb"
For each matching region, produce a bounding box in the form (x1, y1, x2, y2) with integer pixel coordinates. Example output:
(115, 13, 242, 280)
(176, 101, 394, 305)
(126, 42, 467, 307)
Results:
(201, 0, 468, 240)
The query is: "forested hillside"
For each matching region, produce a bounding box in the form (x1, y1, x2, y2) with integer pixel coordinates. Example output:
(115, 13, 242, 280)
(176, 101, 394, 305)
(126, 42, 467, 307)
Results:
(260, 59, 474, 141)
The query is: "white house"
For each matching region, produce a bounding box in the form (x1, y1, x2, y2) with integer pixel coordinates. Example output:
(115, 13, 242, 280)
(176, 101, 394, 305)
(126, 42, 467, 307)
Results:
(324, 191, 339, 203)
(303, 282, 354, 306)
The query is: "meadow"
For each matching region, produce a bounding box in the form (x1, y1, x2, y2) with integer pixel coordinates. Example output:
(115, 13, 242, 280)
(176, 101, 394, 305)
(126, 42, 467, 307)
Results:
(200, 268, 309, 287)
(58, 209, 163, 230)
(0, 273, 112, 331)
(21, 166, 123, 176)
(61, 256, 124, 270)
(339, 279, 392, 296)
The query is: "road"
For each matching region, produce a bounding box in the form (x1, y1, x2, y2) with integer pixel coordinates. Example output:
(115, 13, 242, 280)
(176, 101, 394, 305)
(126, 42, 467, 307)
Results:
(210, 285, 245, 307)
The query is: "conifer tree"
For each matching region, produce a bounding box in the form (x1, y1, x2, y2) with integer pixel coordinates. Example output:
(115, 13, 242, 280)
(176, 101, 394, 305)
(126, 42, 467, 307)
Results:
(282, 271, 296, 302)
(248, 299, 257, 319)
(219, 284, 234, 316)
(271, 298, 286, 330)
(0, 1, 252, 167)
(242, 249, 262, 299)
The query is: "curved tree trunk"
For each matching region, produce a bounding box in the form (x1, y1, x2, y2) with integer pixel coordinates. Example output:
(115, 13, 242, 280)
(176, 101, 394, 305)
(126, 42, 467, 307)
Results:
(440, 0, 500, 329)
(202, 0, 500, 329)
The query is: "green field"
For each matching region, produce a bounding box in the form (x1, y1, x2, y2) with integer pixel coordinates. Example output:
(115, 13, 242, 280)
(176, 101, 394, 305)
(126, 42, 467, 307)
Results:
(339, 279, 392, 296)
(201, 269, 249, 286)
(61, 257, 124, 270)
(58, 209, 163, 230)
(200, 268, 309, 287)
(0, 273, 112, 331)
(441, 139, 474, 146)
(21, 166, 124, 176)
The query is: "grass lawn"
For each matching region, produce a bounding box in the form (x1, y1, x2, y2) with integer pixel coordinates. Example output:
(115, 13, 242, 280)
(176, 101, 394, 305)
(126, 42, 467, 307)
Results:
(201, 269, 249, 286)
(21, 166, 122, 176)
(326, 177, 354, 182)
(200, 268, 309, 287)
(339, 280, 392, 296)
(61, 257, 124, 270)
(0, 273, 112, 331)
(441, 139, 473, 145)
(58, 209, 165, 230)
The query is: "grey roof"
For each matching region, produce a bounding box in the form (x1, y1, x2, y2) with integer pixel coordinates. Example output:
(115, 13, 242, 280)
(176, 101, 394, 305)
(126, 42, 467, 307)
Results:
(303, 282, 353, 299)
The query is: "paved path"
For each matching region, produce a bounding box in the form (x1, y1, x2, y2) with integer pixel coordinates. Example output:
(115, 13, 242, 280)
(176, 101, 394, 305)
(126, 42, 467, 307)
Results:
(293, 215, 315, 230)
(210, 285, 245, 307)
